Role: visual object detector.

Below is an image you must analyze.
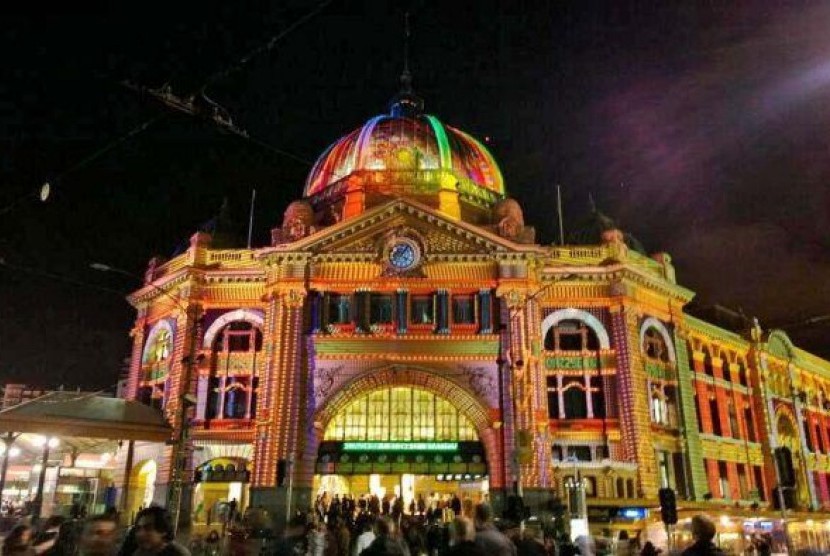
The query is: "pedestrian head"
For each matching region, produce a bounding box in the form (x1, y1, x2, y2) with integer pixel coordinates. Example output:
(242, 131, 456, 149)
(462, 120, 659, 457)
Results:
(3, 524, 33, 552)
(690, 515, 716, 543)
(473, 503, 494, 527)
(375, 515, 396, 538)
(80, 513, 119, 556)
(449, 517, 475, 545)
(135, 506, 175, 550)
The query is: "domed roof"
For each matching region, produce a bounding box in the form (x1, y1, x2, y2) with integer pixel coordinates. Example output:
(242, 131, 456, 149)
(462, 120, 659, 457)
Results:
(303, 109, 505, 204)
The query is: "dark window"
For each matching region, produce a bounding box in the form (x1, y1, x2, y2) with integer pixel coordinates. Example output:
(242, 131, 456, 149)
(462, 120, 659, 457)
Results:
(552, 445, 563, 461)
(818, 424, 827, 454)
(563, 379, 588, 419)
(206, 377, 221, 419)
(737, 463, 748, 499)
(753, 466, 766, 501)
(546, 377, 560, 419)
(672, 452, 687, 499)
(567, 445, 592, 461)
(410, 295, 433, 324)
(703, 348, 715, 377)
(590, 375, 605, 418)
(328, 294, 351, 324)
(643, 328, 670, 362)
(616, 478, 625, 497)
(694, 393, 704, 432)
(805, 417, 814, 452)
(737, 363, 748, 387)
(709, 397, 722, 436)
(369, 294, 394, 324)
(545, 319, 600, 351)
(585, 477, 597, 498)
(718, 461, 730, 498)
(137, 386, 153, 407)
(596, 445, 609, 459)
(744, 407, 756, 442)
(728, 400, 740, 438)
(626, 479, 635, 498)
(452, 295, 476, 324)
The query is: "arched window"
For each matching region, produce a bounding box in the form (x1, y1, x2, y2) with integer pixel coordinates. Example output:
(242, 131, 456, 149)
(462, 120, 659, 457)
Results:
(206, 321, 262, 421)
(324, 387, 477, 442)
(585, 476, 597, 498)
(643, 328, 670, 362)
(563, 380, 588, 419)
(545, 319, 600, 351)
(616, 477, 625, 498)
(626, 479, 635, 498)
(650, 385, 678, 428)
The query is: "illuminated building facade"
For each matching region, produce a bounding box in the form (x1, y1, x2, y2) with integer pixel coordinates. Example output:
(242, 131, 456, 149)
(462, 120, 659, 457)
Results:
(117, 86, 830, 549)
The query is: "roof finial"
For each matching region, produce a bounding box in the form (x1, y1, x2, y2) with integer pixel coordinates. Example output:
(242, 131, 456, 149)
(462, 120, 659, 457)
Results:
(401, 12, 412, 93)
(389, 11, 423, 117)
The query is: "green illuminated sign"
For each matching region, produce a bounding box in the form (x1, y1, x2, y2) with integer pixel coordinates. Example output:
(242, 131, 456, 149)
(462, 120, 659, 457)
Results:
(342, 442, 458, 452)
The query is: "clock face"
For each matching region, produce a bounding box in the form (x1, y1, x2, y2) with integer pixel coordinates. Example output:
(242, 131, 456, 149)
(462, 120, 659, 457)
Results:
(388, 240, 418, 270)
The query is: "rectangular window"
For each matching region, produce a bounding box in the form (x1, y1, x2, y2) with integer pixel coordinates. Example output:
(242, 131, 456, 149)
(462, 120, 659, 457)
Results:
(737, 463, 748, 499)
(718, 461, 730, 499)
(563, 378, 588, 419)
(369, 294, 394, 325)
(567, 445, 592, 461)
(590, 376, 605, 418)
(753, 466, 766, 501)
(451, 295, 476, 324)
(728, 400, 740, 439)
(410, 295, 434, 325)
(744, 407, 756, 442)
(656, 450, 671, 489)
(546, 376, 559, 419)
(805, 418, 814, 452)
(596, 445, 609, 459)
(694, 394, 704, 432)
(710, 398, 722, 436)
(672, 452, 687, 499)
(328, 294, 351, 324)
(552, 445, 563, 461)
(817, 424, 826, 454)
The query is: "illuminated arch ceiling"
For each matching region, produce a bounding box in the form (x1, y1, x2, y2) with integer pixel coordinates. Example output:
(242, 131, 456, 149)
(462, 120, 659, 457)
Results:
(304, 113, 505, 199)
(323, 386, 478, 442)
(541, 308, 611, 350)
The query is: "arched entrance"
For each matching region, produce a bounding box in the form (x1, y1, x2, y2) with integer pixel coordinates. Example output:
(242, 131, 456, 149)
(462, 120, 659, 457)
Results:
(777, 411, 809, 505)
(312, 382, 494, 515)
(192, 458, 250, 525)
(126, 460, 156, 521)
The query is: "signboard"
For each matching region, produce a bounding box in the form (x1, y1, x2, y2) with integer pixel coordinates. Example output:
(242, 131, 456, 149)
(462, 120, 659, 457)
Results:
(618, 507, 648, 520)
(343, 442, 459, 452)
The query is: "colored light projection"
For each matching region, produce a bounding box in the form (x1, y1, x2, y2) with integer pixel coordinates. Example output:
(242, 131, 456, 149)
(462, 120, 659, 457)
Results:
(303, 113, 505, 198)
(343, 442, 459, 452)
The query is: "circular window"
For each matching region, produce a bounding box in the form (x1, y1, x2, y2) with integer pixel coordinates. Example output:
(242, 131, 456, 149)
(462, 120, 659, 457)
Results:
(340, 454, 350, 463)
(434, 454, 444, 463)
(377, 454, 387, 463)
(472, 455, 482, 463)
(359, 454, 369, 463)
(453, 455, 463, 463)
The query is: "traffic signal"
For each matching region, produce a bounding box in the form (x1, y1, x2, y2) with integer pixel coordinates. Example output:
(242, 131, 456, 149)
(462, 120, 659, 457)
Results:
(774, 447, 796, 488)
(658, 487, 678, 525)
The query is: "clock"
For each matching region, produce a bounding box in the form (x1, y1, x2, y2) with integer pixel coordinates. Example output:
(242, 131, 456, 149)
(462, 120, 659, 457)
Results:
(387, 239, 420, 271)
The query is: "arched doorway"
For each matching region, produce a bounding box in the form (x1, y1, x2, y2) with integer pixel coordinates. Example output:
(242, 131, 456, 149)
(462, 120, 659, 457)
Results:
(777, 411, 808, 506)
(192, 458, 250, 525)
(126, 460, 156, 521)
(313, 385, 489, 514)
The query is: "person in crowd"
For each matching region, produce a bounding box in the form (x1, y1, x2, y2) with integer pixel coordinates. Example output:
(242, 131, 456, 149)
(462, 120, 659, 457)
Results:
(44, 521, 82, 556)
(274, 516, 308, 556)
(354, 517, 377, 556)
(381, 496, 391, 516)
(515, 527, 546, 556)
(445, 517, 485, 556)
(132, 506, 190, 555)
(359, 516, 409, 556)
(34, 516, 66, 554)
(416, 496, 426, 517)
(4, 524, 37, 555)
(640, 541, 661, 556)
(472, 504, 516, 556)
(75, 514, 120, 556)
(335, 518, 351, 556)
(403, 522, 427, 556)
(204, 530, 221, 556)
(575, 535, 596, 556)
(681, 515, 724, 556)
(307, 520, 328, 556)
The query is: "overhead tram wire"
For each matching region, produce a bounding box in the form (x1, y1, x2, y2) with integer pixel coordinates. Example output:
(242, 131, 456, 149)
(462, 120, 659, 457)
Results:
(0, 257, 127, 298)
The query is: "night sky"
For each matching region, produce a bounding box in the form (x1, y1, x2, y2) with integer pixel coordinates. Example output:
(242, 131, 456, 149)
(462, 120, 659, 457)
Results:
(2, 2, 830, 389)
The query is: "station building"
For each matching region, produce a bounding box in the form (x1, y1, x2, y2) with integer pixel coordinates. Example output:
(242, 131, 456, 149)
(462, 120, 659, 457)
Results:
(116, 85, 830, 551)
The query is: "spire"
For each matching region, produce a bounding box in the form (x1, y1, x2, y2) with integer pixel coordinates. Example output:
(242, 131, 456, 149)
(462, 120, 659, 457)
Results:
(389, 11, 424, 117)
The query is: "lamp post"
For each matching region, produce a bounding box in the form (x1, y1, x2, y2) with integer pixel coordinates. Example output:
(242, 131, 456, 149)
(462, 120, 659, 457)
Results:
(0, 433, 20, 502)
(91, 262, 199, 535)
(32, 436, 59, 521)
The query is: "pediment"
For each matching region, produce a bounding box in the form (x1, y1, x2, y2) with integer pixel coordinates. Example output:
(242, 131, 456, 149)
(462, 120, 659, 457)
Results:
(269, 199, 538, 260)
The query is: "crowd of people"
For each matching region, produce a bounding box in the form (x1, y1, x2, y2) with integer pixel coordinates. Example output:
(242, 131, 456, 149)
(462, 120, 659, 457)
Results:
(1, 507, 195, 556)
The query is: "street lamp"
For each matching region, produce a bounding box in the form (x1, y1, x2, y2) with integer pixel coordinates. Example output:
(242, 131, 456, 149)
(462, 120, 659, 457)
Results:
(31, 436, 59, 521)
(91, 262, 200, 535)
(0, 434, 21, 502)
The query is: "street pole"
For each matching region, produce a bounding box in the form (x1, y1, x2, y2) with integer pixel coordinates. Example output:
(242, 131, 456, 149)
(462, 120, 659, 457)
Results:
(32, 437, 57, 521)
(285, 454, 295, 525)
(0, 433, 19, 502)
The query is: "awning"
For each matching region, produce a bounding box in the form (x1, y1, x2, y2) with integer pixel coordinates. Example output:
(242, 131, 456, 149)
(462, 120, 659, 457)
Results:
(0, 392, 172, 442)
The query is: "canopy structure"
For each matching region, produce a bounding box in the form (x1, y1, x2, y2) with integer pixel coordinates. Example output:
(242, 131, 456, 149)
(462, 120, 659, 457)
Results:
(0, 392, 172, 442)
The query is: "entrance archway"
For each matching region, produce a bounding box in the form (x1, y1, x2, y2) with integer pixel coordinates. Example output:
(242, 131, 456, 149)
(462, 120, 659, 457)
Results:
(126, 460, 156, 521)
(192, 457, 250, 525)
(309, 370, 499, 516)
(777, 411, 808, 506)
